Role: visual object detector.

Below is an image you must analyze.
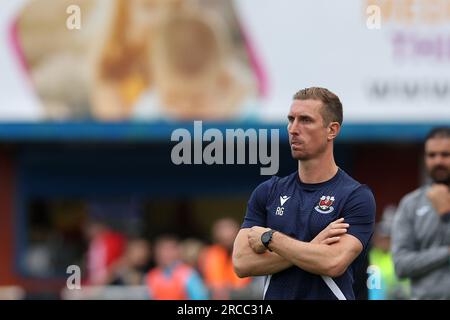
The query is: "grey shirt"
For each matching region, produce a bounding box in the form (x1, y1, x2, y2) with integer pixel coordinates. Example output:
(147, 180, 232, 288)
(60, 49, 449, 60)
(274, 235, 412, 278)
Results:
(392, 185, 450, 299)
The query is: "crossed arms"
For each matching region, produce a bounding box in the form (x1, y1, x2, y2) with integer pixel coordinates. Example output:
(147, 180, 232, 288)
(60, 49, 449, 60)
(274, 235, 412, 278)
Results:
(232, 218, 363, 278)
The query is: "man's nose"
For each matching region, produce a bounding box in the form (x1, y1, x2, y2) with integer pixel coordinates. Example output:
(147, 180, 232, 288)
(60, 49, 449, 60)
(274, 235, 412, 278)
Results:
(288, 120, 300, 135)
(435, 153, 446, 162)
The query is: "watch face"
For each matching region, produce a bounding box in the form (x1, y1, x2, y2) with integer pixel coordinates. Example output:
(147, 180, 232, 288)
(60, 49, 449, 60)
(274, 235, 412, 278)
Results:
(262, 231, 272, 245)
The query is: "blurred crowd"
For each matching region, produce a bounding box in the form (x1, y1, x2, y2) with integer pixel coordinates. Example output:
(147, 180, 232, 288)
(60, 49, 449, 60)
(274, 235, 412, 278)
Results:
(69, 217, 263, 300)
(67, 206, 414, 300)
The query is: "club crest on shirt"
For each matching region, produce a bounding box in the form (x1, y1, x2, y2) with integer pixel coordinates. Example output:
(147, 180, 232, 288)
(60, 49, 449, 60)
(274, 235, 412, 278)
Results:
(315, 195, 335, 214)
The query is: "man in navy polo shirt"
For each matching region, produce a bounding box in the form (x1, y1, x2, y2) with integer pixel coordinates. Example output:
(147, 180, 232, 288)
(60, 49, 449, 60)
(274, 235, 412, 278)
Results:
(232, 87, 376, 300)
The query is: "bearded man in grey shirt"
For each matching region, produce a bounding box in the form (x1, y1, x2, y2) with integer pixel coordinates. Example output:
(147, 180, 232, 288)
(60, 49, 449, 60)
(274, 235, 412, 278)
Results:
(392, 127, 450, 299)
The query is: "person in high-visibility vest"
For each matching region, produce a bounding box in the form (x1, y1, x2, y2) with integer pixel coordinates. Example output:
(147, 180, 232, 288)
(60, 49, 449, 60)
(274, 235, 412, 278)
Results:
(146, 235, 208, 300)
(369, 207, 410, 300)
(200, 218, 251, 299)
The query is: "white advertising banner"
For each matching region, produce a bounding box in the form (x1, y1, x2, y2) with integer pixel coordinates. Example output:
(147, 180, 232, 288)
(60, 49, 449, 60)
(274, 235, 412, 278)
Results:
(0, 0, 448, 123)
(236, 0, 450, 122)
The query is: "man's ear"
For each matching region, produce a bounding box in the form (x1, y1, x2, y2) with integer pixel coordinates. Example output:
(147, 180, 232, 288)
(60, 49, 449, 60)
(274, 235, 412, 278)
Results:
(327, 122, 340, 141)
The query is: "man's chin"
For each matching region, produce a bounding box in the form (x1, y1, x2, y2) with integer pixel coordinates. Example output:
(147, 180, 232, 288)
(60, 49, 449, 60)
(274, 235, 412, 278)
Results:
(291, 151, 309, 161)
(430, 175, 450, 185)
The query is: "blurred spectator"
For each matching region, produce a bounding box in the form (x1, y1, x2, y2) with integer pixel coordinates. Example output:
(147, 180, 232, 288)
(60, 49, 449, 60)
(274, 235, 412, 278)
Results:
(392, 127, 450, 299)
(24, 226, 54, 277)
(180, 238, 206, 273)
(200, 218, 251, 299)
(84, 219, 127, 285)
(145, 235, 208, 300)
(109, 238, 152, 286)
(369, 205, 410, 300)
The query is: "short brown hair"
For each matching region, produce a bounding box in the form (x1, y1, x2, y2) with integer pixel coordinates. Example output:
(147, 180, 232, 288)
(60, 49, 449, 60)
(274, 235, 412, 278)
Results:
(425, 127, 450, 142)
(293, 87, 343, 126)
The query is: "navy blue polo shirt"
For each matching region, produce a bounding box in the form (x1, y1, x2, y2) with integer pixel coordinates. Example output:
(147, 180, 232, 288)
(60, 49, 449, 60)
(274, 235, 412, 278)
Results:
(242, 168, 376, 300)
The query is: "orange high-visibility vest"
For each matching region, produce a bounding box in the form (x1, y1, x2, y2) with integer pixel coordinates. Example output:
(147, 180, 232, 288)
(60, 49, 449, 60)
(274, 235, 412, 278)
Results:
(201, 245, 250, 289)
(146, 264, 193, 300)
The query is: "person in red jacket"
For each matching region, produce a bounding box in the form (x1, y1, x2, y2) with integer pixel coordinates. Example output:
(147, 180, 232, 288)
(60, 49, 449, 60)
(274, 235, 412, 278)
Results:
(84, 219, 127, 285)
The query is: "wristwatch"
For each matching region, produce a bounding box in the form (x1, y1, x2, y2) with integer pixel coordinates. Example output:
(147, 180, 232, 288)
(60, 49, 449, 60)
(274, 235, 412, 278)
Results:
(261, 229, 276, 251)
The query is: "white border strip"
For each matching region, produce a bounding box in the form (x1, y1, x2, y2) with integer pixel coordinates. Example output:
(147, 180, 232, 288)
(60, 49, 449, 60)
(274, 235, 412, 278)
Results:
(321, 276, 346, 300)
(262, 275, 272, 299)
